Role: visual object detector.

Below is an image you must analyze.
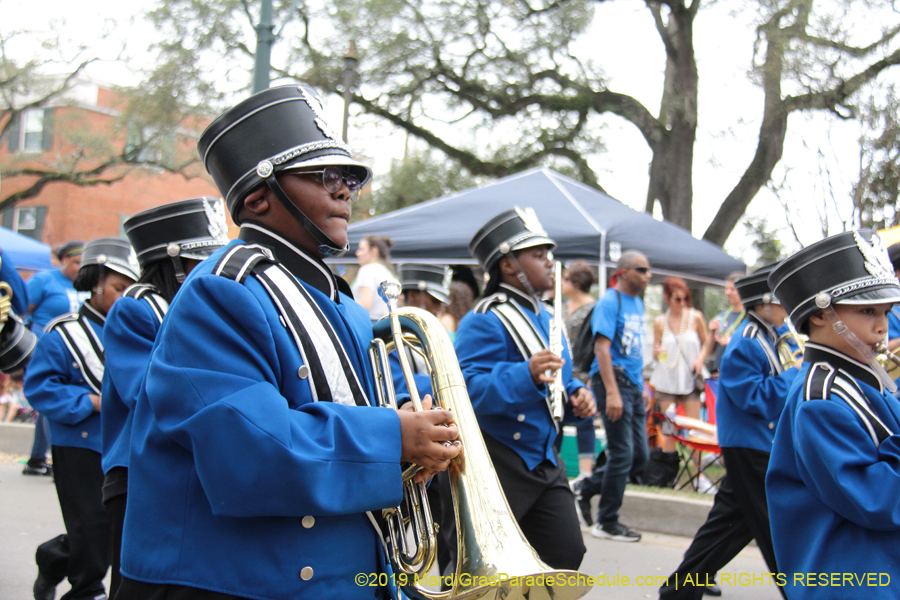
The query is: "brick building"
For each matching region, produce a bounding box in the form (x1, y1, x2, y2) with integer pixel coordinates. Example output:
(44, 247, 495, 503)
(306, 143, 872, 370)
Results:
(0, 77, 235, 252)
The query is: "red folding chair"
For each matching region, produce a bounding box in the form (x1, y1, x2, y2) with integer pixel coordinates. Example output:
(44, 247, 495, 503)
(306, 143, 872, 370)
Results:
(654, 399, 724, 493)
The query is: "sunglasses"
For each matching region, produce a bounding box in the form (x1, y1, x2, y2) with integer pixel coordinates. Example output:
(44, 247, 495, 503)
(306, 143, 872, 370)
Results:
(298, 166, 362, 201)
(631, 266, 651, 274)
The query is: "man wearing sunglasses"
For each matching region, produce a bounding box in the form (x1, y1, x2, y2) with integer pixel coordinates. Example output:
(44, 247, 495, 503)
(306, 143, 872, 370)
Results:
(117, 85, 460, 600)
(576, 251, 652, 542)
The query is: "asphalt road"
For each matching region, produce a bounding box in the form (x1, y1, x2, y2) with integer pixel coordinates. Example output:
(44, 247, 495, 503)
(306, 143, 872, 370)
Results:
(0, 456, 781, 600)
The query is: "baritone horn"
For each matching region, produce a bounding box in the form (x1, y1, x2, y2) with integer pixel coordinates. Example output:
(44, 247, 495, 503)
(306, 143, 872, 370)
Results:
(368, 281, 591, 600)
(875, 342, 900, 381)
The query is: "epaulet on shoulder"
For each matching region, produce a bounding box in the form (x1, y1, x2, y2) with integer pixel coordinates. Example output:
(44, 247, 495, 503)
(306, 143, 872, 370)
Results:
(742, 322, 758, 338)
(213, 244, 275, 284)
(803, 362, 838, 401)
(44, 312, 79, 332)
(473, 292, 507, 314)
(123, 283, 158, 300)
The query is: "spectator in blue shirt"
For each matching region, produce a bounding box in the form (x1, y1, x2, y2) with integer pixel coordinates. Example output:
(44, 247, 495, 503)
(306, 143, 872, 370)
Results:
(26, 241, 85, 337)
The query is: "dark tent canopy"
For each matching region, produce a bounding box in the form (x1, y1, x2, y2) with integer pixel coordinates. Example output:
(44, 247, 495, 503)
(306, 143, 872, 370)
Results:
(339, 168, 744, 286)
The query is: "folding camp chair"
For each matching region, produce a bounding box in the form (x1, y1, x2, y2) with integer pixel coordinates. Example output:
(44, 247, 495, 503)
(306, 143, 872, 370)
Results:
(653, 382, 724, 493)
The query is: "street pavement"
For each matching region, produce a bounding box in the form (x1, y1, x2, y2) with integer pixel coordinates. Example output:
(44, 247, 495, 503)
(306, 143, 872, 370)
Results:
(0, 456, 781, 600)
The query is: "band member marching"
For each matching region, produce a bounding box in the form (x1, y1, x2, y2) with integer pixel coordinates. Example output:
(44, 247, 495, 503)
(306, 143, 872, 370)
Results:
(767, 230, 900, 599)
(454, 207, 595, 570)
(659, 264, 796, 599)
(100, 197, 229, 597)
(117, 85, 460, 600)
(25, 238, 139, 600)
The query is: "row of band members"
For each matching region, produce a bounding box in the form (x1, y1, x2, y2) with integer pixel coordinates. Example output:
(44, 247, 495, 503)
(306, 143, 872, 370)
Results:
(13, 83, 900, 600)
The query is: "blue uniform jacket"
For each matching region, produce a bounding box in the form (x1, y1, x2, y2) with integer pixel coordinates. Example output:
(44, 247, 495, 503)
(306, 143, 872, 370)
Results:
(455, 284, 586, 470)
(101, 293, 161, 474)
(23, 303, 105, 451)
(767, 344, 900, 598)
(121, 236, 404, 600)
(716, 313, 798, 451)
(0, 249, 28, 315)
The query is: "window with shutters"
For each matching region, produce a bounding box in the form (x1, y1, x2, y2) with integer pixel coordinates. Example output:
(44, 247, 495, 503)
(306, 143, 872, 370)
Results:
(7, 108, 54, 153)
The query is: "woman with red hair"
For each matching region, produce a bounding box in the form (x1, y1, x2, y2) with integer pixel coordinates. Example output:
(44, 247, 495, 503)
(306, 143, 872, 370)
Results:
(649, 277, 709, 457)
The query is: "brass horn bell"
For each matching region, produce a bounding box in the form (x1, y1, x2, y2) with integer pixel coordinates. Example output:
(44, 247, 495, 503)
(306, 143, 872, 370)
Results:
(368, 282, 591, 600)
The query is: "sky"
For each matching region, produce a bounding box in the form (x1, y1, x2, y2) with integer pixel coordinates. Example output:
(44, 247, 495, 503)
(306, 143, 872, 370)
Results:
(2, 0, 891, 266)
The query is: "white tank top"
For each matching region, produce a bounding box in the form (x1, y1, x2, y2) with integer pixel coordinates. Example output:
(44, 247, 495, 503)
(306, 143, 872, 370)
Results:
(650, 309, 702, 395)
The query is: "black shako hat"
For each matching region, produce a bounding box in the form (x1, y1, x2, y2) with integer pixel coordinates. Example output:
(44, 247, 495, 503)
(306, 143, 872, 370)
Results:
(734, 263, 778, 308)
(469, 207, 556, 273)
(769, 230, 900, 332)
(81, 237, 140, 282)
(0, 314, 36, 374)
(124, 197, 229, 270)
(197, 85, 372, 226)
(889, 242, 900, 272)
(397, 264, 452, 305)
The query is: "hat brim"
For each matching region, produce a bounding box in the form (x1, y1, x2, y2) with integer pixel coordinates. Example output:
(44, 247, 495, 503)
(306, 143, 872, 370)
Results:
(401, 285, 449, 305)
(281, 153, 373, 187)
(511, 236, 556, 253)
(103, 263, 140, 282)
(834, 286, 900, 305)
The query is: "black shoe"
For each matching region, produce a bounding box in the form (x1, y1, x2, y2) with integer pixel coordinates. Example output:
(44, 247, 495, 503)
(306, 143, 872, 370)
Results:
(33, 571, 56, 600)
(704, 581, 722, 596)
(590, 522, 641, 542)
(23, 461, 52, 476)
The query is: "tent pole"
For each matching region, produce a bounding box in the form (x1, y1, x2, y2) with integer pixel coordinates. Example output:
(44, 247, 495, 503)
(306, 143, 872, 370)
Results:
(599, 230, 607, 295)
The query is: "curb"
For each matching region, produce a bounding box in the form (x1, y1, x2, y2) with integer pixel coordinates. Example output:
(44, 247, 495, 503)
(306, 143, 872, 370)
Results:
(620, 489, 714, 538)
(0, 422, 34, 455)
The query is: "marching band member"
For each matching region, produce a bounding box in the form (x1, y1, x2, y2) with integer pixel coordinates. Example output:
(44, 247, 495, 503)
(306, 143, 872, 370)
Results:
(767, 230, 900, 599)
(391, 263, 452, 395)
(659, 264, 795, 599)
(454, 207, 594, 570)
(100, 197, 228, 597)
(25, 238, 139, 600)
(117, 85, 460, 600)
(390, 263, 455, 577)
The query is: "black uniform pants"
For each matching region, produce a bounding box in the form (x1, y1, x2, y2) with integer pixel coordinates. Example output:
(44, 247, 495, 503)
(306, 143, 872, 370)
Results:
(37, 446, 110, 600)
(658, 447, 786, 600)
(483, 432, 586, 570)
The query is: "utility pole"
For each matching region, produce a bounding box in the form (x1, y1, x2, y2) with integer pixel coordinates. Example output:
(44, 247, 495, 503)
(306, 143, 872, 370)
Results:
(252, 0, 275, 93)
(341, 41, 358, 143)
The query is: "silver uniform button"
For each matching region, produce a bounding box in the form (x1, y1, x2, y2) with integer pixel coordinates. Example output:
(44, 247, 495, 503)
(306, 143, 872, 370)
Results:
(297, 365, 309, 379)
(81, 432, 88, 438)
(302, 516, 315, 529)
(768, 422, 774, 429)
(73, 362, 79, 369)
(300, 567, 314, 581)
(517, 414, 525, 422)
(513, 432, 521, 440)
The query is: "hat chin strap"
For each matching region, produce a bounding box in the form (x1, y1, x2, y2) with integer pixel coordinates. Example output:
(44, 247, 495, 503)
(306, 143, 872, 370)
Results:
(821, 305, 898, 393)
(264, 177, 349, 258)
(503, 251, 541, 306)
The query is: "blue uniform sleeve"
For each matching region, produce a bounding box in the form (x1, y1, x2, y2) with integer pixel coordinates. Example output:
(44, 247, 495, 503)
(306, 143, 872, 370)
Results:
(591, 291, 618, 341)
(889, 310, 900, 341)
(719, 337, 797, 421)
(0, 250, 28, 315)
(143, 273, 403, 518)
(389, 350, 433, 399)
(23, 330, 96, 425)
(455, 311, 546, 416)
(793, 398, 900, 530)
(104, 297, 159, 410)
